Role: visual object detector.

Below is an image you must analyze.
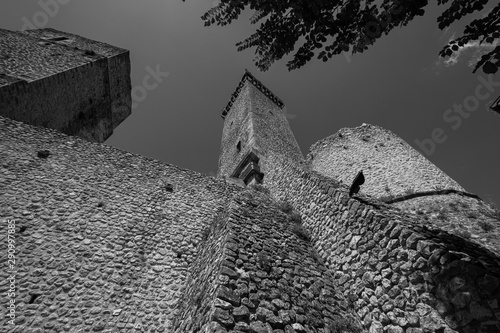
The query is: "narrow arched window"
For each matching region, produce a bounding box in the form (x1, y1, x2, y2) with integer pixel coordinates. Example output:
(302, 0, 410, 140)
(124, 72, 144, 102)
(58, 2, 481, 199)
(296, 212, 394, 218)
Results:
(236, 141, 241, 152)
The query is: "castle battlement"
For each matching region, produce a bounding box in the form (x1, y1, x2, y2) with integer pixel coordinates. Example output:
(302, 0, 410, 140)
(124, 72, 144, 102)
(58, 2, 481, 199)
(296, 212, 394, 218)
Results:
(221, 69, 284, 119)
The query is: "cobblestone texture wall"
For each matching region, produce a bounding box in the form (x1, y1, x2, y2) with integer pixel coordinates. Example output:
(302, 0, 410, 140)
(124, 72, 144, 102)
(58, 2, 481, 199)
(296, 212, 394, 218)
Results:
(392, 194, 500, 257)
(264, 154, 500, 333)
(175, 188, 362, 333)
(0, 116, 237, 332)
(0, 28, 131, 142)
(1, 60, 113, 142)
(307, 124, 464, 199)
(107, 53, 131, 128)
(21, 28, 127, 58)
(173, 206, 233, 332)
(21, 28, 132, 128)
(218, 77, 303, 178)
(218, 81, 254, 178)
(247, 83, 303, 174)
(0, 29, 94, 82)
(2, 49, 500, 333)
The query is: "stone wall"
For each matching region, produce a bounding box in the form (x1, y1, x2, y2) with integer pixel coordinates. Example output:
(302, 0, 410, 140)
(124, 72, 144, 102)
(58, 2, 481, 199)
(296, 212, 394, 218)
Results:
(21, 28, 127, 58)
(172, 205, 232, 332)
(0, 116, 367, 333)
(218, 81, 254, 178)
(248, 83, 304, 174)
(0, 59, 113, 142)
(0, 29, 94, 82)
(21, 28, 132, 128)
(218, 72, 303, 179)
(391, 194, 500, 257)
(264, 154, 500, 333)
(0, 116, 237, 332)
(175, 187, 363, 333)
(307, 124, 464, 199)
(0, 28, 131, 142)
(107, 52, 132, 128)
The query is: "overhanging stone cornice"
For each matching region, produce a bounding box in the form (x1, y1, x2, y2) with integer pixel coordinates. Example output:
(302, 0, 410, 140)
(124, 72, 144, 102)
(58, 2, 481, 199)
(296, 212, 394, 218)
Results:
(221, 69, 284, 119)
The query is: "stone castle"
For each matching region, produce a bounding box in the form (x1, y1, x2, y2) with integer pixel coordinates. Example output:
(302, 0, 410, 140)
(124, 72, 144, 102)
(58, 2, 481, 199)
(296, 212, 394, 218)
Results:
(0, 28, 131, 143)
(1, 29, 500, 333)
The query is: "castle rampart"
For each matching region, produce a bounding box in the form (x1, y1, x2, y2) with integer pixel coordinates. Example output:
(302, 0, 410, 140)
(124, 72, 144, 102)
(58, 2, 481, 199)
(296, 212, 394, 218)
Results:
(306, 123, 500, 253)
(173, 188, 362, 333)
(264, 153, 500, 333)
(2, 30, 500, 333)
(0, 28, 131, 142)
(0, 116, 237, 331)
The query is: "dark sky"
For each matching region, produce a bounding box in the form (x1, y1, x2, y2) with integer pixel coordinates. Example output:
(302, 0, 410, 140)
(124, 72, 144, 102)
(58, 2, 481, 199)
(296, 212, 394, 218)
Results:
(2, 1, 500, 207)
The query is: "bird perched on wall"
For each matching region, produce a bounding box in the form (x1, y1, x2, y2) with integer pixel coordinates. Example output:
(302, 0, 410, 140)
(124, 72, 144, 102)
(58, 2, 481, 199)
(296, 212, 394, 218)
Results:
(349, 170, 365, 197)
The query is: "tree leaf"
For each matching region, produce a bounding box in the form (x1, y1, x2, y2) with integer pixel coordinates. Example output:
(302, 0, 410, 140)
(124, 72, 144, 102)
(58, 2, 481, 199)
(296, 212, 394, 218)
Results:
(198, 0, 499, 72)
(483, 61, 498, 74)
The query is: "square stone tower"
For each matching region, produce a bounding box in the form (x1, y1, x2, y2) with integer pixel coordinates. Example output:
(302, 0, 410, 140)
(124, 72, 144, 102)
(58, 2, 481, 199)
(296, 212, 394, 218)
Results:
(218, 70, 303, 184)
(0, 28, 131, 142)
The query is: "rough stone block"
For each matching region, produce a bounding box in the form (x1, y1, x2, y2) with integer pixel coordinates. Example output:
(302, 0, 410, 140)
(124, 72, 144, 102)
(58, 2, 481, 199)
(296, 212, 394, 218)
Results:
(469, 301, 492, 320)
(249, 320, 272, 333)
(369, 320, 383, 333)
(478, 274, 500, 295)
(217, 286, 241, 306)
(212, 308, 235, 328)
(233, 305, 250, 322)
(256, 306, 275, 323)
(385, 324, 403, 333)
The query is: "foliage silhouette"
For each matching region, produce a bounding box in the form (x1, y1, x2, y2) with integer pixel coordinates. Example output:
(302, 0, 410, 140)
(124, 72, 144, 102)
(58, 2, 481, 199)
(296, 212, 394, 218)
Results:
(185, 0, 499, 74)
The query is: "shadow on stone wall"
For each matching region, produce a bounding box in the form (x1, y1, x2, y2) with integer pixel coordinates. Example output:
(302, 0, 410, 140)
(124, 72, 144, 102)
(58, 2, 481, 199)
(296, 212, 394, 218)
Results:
(264, 154, 500, 333)
(175, 188, 364, 332)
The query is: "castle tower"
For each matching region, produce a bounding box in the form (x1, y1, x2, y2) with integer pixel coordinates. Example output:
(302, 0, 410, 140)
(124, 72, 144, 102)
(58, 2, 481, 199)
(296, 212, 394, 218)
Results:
(307, 123, 465, 199)
(0, 28, 131, 142)
(217, 70, 303, 184)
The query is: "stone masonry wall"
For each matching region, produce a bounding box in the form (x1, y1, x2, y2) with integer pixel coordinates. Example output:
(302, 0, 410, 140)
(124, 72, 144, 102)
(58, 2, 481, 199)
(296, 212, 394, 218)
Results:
(218, 82, 254, 178)
(0, 116, 238, 332)
(0, 59, 113, 142)
(391, 194, 500, 257)
(21, 28, 127, 58)
(107, 53, 132, 128)
(175, 187, 363, 333)
(0, 28, 131, 142)
(218, 78, 303, 179)
(0, 29, 94, 82)
(307, 124, 464, 199)
(172, 205, 232, 332)
(246, 83, 304, 174)
(20, 28, 132, 128)
(264, 154, 500, 333)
